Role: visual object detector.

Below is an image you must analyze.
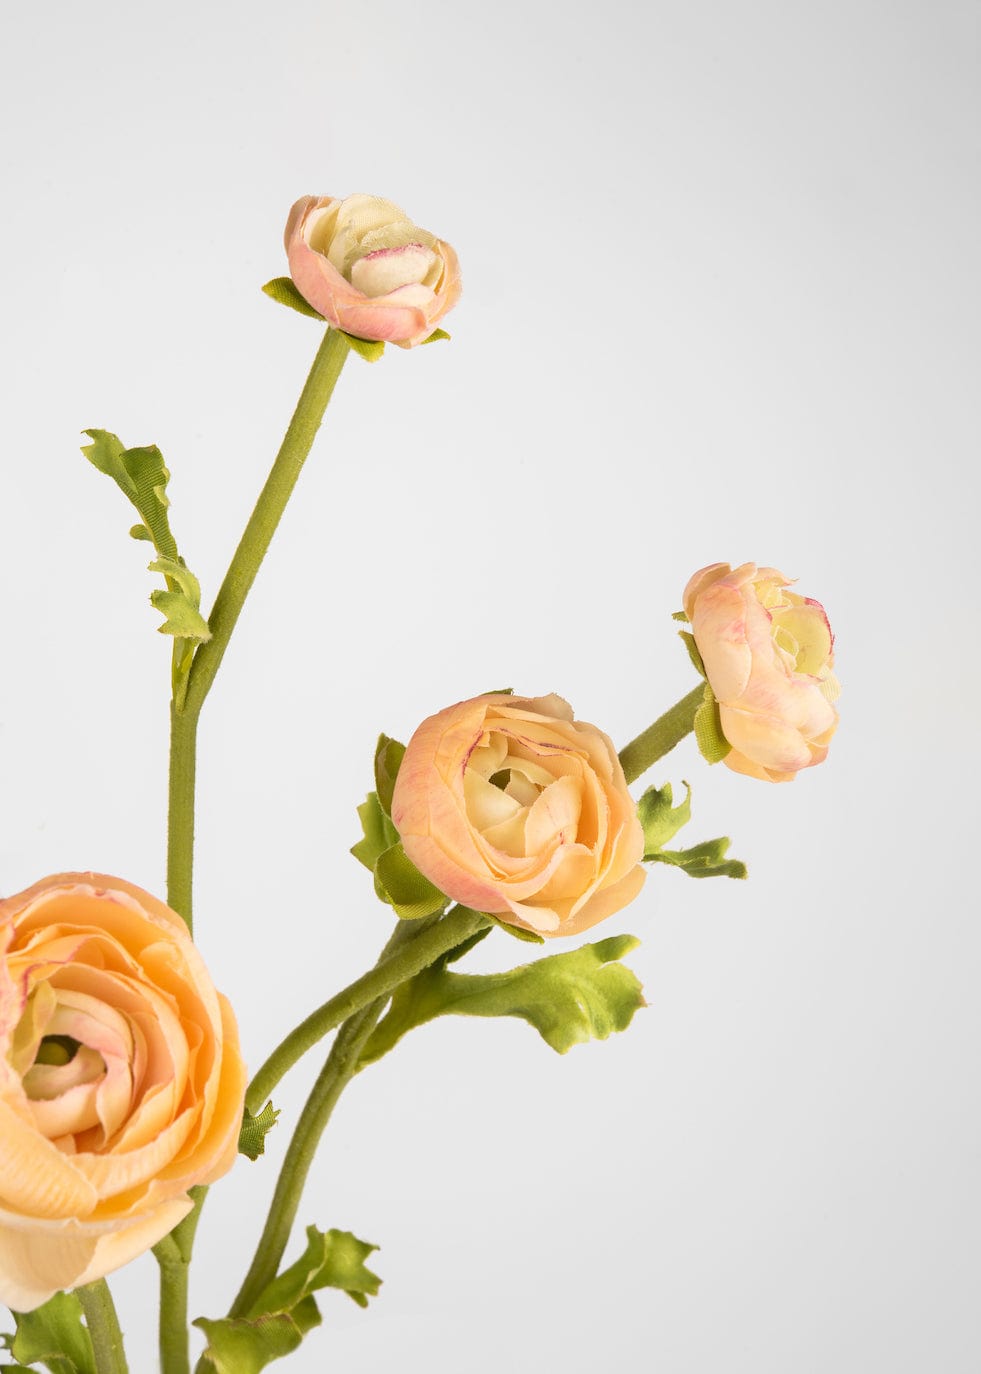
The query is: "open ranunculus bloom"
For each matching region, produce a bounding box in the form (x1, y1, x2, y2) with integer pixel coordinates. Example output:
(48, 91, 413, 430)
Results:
(0, 874, 246, 1311)
(285, 193, 461, 347)
(391, 693, 646, 937)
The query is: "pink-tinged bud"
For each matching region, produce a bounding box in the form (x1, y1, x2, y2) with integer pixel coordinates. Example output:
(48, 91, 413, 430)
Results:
(284, 193, 461, 347)
(391, 693, 646, 938)
(684, 563, 840, 782)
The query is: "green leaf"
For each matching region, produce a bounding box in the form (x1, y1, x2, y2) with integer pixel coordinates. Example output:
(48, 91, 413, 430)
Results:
(10, 1292, 96, 1374)
(129, 523, 152, 542)
(194, 1228, 380, 1374)
(693, 684, 731, 764)
(260, 277, 325, 322)
(671, 609, 689, 622)
(420, 327, 451, 344)
(648, 837, 747, 880)
(361, 934, 645, 1062)
(373, 843, 446, 920)
(350, 792, 399, 872)
(640, 777, 746, 879)
(373, 735, 405, 817)
(638, 780, 692, 854)
(484, 912, 545, 944)
(239, 1101, 281, 1161)
(678, 629, 706, 677)
(149, 588, 211, 640)
(337, 330, 386, 362)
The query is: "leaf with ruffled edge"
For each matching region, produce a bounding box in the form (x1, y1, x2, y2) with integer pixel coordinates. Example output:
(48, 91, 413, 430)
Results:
(80, 430, 210, 650)
(360, 934, 645, 1064)
(238, 1101, 280, 1161)
(350, 791, 399, 873)
(194, 1227, 380, 1374)
(639, 780, 747, 880)
(6, 1292, 96, 1374)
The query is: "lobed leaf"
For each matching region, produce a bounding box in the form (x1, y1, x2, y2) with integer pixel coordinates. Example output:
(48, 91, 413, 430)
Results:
(238, 1101, 281, 1161)
(350, 792, 399, 873)
(361, 934, 645, 1062)
(638, 780, 692, 854)
(9, 1291, 96, 1374)
(260, 277, 325, 321)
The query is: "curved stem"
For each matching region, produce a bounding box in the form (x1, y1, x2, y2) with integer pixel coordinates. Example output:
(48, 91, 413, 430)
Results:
(230, 908, 490, 1319)
(246, 905, 490, 1113)
(618, 683, 704, 784)
(76, 1279, 129, 1374)
(157, 325, 351, 1372)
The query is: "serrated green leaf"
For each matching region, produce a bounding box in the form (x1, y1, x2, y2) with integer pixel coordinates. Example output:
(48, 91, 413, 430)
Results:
(338, 330, 386, 362)
(647, 837, 747, 880)
(373, 735, 405, 817)
(693, 685, 731, 764)
(373, 843, 446, 920)
(81, 428, 132, 491)
(420, 327, 451, 344)
(638, 780, 692, 855)
(239, 1101, 280, 1161)
(195, 1228, 380, 1373)
(10, 1291, 96, 1374)
(149, 589, 212, 640)
(361, 934, 645, 1062)
(147, 556, 202, 605)
(671, 609, 689, 622)
(350, 792, 399, 872)
(260, 277, 326, 321)
(678, 629, 706, 677)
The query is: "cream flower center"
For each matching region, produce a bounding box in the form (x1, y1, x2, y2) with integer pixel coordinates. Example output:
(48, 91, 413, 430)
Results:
(307, 194, 441, 295)
(463, 729, 593, 861)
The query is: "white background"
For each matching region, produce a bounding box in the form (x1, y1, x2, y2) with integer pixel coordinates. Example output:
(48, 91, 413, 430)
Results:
(1, 1, 979, 1370)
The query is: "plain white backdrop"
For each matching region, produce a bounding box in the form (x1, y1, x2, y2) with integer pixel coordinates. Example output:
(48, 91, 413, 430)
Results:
(1, 1, 978, 1370)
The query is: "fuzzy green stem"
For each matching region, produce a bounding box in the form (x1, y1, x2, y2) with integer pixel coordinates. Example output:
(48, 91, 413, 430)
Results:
(229, 908, 489, 1320)
(165, 326, 351, 933)
(76, 1280, 129, 1374)
(618, 684, 705, 784)
(158, 326, 351, 1373)
(246, 906, 491, 1114)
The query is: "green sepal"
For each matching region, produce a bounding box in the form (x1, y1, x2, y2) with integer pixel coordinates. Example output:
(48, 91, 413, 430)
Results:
(8, 1291, 96, 1374)
(693, 684, 731, 764)
(337, 330, 386, 362)
(194, 1227, 380, 1374)
(420, 328, 451, 344)
(678, 629, 706, 677)
(373, 843, 446, 920)
(671, 609, 689, 622)
(361, 934, 645, 1062)
(484, 912, 545, 944)
(260, 277, 325, 321)
(638, 780, 692, 854)
(648, 837, 747, 880)
(238, 1101, 280, 1161)
(350, 792, 399, 872)
(373, 735, 406, 817)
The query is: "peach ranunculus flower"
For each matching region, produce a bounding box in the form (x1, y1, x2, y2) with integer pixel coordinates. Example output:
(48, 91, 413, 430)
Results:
(684, 562, 840, 783)
(0, 874, 246, 1311)
(285, 193, 461, 347)
(391, 694, 646, 938)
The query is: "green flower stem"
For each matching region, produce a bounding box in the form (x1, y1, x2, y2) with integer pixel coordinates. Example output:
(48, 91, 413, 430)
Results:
(228, 907, 490, 1321)
(157, 326, 351, 1374)
(166, 325, 352, 932)
(618, 683, 705, 785)
(76, 1280, 129, 1374)
(246, 905, 491, 1115)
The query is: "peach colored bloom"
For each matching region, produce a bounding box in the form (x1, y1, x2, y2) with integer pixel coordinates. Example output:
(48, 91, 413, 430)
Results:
(684, 563, 840, 783)
(391, 694, 645, 938)
(0, 874, 246, 1311)
(285, 193, 461, 347)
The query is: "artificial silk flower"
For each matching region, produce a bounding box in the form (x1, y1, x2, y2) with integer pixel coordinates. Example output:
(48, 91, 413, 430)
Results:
(0, 874, 246, 1311)
(285, 193, 461, 347)
(391, 693, 645, 937)
(684, 562, 840, 783)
